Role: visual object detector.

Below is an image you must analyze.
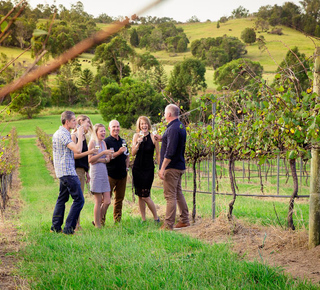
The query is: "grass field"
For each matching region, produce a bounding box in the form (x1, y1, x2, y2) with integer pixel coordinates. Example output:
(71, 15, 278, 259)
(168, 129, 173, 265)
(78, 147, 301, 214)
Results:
(2, 114, 311, 231)
(0, 113, 105, 136)
(15, 137, 316, 289)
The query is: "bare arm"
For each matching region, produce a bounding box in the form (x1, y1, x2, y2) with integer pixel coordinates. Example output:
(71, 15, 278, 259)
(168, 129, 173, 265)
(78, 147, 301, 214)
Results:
(151, 133, 160, 165)
(88, 140, 111, 164)
(131, 133, 143, 156)
(155, 139, 160, 165)
(71, 134, 96, 159)
(67, 126, 84, 154)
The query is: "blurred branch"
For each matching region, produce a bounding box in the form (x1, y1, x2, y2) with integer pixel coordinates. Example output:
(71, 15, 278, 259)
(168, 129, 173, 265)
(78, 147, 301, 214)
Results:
(0, 0, 163, 99)
(0, 2, 26, 41)
(0, 0, 25, 26)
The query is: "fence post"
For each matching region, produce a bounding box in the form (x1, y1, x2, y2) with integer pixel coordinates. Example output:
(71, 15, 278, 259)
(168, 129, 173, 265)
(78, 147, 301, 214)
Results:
(300, 156, 303, 194)
(309, 47, 320, 249)
(212, 101, 216, 221)
(242, 160, 245, 182)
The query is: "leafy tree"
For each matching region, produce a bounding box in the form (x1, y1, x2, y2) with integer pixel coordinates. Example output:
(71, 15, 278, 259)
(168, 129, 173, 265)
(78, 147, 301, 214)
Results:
(300, 0, 320, 21)
(219, 16, 228, 23)
(93, 36, 135, 81)
(205, 47, 228, 69)
(232, 6, 249, 18)
(214, 58, 263, 91)
(190, 36, 246, 63)
(256, 5, 273, 20)
(130, 28, 139, 47)
(241, 28, 256, 44)
(281, 2, 301, 26)
(135, 52, 159, 71)
(77, 68, 94, 102)
(220, 36, 247, 61)
(187, 16, 200, 23)
(10, 83, 46, 118)
(273, 46, 311, 94)
(167, 58, 207, 110)
(96, 13, 114, 23)
(51, 61, 81, 105)
(97, 77, 165, 128)
(177, 38, 187, 52)
(216, 21, 220, 29)
(150, 64, 168, 93)
(15, 18, 35, 49)
(254, 18, 269, 31)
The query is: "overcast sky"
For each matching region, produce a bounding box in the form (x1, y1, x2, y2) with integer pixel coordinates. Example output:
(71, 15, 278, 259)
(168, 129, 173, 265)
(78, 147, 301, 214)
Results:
(27, 0, 303, 22)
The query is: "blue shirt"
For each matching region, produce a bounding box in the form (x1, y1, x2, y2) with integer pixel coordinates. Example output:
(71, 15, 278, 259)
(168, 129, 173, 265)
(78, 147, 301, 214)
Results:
(52, 126, 77, 178)
(160, 118, 186, 170)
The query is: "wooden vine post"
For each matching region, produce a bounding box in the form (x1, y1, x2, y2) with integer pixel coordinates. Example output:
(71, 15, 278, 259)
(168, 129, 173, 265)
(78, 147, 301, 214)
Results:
(309, 47, 320, 248)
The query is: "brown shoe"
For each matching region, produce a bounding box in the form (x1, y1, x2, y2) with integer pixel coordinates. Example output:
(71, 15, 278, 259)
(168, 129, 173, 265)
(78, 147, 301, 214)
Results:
(160, 223, 173, 231)
(173, 221, 190, 230)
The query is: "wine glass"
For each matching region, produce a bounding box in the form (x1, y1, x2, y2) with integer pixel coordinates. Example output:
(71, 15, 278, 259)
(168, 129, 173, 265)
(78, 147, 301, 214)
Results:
(152, 125, 157, 135)
(110, 147, 114, 159)
(122, 140, 128, 155)
(95, 142, 100, 150)
(139, 130, 144, 137)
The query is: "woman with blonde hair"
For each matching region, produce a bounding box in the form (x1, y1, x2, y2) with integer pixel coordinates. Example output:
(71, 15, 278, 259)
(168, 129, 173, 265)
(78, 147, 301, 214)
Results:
(88, 123, 112, 228)
(131, 116, 160, 223)
(71, 115, 97, 230)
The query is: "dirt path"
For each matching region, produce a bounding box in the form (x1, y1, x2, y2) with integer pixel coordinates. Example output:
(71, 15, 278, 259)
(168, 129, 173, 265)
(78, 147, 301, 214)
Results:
(178, 214, 320, 285)
(0, 171, 27, 289)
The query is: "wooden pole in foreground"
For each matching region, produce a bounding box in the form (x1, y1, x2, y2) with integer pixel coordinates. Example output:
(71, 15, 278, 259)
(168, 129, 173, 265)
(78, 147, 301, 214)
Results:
(309, 47, 320, 249)
(212, 101, 216, 220)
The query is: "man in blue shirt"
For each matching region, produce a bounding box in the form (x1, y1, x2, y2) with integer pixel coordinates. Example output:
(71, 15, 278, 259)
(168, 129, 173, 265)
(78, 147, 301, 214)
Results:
(51, 111, 85, 235)
(156, 104, 190, 230)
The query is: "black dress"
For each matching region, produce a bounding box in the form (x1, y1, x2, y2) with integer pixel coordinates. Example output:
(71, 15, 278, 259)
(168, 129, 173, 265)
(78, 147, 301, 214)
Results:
(132, 133, 155, 197)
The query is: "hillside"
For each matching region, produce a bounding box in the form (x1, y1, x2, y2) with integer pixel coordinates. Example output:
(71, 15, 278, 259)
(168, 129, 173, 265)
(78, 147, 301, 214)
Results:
(1, 18, 319, 91)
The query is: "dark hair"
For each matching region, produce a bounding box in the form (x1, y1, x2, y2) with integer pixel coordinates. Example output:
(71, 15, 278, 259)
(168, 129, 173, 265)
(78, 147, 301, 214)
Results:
(61, 111, 75, 125)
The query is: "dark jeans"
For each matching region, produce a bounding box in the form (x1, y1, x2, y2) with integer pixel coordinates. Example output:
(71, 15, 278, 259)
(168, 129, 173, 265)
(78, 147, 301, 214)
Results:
(51, 175, 84, 234)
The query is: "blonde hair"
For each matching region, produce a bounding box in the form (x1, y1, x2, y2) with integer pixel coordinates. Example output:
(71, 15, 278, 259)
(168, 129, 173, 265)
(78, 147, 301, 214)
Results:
(136, 116, 151, 133)
(91, 123, 105, 144)
(73, 115, 93, 135)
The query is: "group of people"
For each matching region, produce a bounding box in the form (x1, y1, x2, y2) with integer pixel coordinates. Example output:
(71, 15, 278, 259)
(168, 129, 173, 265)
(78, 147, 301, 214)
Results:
(50, 104, 190, 235)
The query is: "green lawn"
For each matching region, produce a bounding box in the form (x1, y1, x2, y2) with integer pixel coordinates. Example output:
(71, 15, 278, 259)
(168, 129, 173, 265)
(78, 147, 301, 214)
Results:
(0, 113, 105, 136)
(2, 114, 310, 231)
(16, 137, 315, 289)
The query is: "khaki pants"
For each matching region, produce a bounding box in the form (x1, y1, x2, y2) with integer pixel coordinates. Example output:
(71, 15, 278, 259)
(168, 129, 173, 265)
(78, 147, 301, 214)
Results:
(76, 167, 86, 193)
(108, 176, 127, 222)
(163, 169, 189, 229)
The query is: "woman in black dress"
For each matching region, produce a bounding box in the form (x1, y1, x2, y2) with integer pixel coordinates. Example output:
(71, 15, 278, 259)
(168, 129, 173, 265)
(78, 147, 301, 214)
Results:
(131, 116, 160, 222)
(71, 115, 97, 230)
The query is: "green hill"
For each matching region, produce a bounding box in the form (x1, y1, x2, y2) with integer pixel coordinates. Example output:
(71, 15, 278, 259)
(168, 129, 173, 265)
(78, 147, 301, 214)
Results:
(1, 18, 319, 91)
(149, 18, 320, 89)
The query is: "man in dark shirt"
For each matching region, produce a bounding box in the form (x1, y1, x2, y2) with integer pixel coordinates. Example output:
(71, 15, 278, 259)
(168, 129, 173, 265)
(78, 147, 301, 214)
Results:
(104, 120, 129, 222)
(156, 104, 190, 230)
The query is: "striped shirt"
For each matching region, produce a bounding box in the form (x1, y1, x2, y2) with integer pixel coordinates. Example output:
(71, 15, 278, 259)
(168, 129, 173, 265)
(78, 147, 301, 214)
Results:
(52, 126, 77, 178)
